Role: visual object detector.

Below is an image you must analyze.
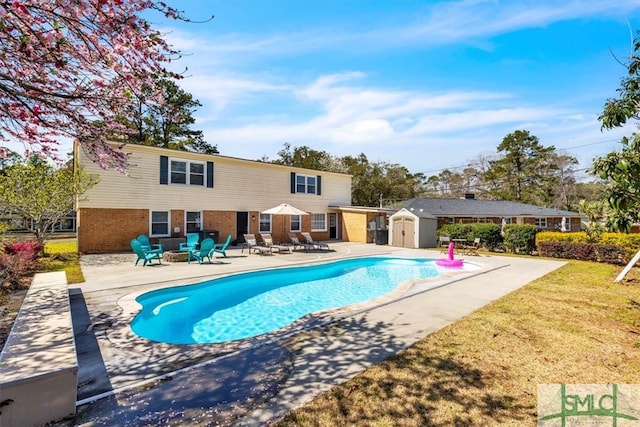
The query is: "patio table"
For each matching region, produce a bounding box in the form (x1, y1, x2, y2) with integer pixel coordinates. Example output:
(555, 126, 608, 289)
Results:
(452, 238, 467, 253)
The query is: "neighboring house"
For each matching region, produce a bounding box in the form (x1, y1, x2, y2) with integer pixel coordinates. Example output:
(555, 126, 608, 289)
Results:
(0, 212, 76, 234)
(74, 143, 352, 253)
(389, 197, 583, 249)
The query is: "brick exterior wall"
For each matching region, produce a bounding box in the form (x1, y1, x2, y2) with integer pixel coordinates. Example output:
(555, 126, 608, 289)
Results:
(203, 210, 236, 243)
(170, 210, 183, 236)
(78, 207, 337, 253)
(78, 208, 150, 253)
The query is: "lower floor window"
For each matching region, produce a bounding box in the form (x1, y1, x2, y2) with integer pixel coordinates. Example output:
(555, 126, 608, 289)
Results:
(290, 214, 301, 232)
(535, 217, 547, 228)
(259, 213, 272, 233)
(311, 213, 326, 231)
(151, 211, 169, 236)
(186, 211, 202, 233)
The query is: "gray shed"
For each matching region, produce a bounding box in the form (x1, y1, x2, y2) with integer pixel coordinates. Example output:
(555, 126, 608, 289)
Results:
(389, 208, 438, 248)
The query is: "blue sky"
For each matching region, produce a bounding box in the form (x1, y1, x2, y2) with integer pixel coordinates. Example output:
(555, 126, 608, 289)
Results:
(13, 1, 640, 178)
(155, 0, 640, 179)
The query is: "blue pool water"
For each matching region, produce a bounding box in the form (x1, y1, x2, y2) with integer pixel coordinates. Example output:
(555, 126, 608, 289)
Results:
(131, 256, 441, 344)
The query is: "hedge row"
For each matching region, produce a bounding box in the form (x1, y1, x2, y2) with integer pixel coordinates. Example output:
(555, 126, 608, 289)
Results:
(536, 231, 640, 264)
(438, 225, 640, 265)
(537, 241, 627, 265)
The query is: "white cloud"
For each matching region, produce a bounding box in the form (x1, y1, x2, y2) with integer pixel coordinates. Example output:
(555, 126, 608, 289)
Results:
(158, 1, 640, 173)
(164, 0, 640, 58)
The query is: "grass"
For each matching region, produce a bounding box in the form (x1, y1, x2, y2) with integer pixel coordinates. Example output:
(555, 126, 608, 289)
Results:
(42, 238, 84, 283)
(273, 260, 640, 426)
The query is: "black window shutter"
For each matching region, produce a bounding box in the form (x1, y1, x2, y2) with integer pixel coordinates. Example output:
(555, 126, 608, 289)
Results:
(207, 162, 214, 188)
(290, 172, 296, 194)
(160, 156, 168, 185)
(316, 175, 322, 195)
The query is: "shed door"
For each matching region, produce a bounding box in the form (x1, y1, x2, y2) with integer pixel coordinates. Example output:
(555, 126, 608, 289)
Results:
(392, 216, 415, 248)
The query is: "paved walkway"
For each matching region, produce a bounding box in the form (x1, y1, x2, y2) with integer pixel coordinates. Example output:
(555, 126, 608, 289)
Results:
(58, 243, 565, 426)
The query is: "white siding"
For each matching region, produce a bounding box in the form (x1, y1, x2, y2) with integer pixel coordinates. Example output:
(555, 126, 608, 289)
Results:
(77, 143, 352, 212)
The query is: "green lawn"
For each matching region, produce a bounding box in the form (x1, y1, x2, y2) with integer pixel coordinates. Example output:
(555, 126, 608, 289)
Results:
(274, 260, 640, 426)
(42, 238, 84, 283)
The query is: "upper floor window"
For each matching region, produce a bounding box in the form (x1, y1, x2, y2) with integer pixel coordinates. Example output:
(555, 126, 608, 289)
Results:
(171, 159, 205, 186)
(291, 173, 321, 195)
(296, 174, 316, 194)
(161, 156, 213, 187)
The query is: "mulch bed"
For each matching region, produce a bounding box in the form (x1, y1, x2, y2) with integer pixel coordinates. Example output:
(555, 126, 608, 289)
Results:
(0, 281, 30, 351)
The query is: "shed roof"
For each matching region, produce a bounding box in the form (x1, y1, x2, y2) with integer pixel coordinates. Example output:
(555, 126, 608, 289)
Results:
(390, 207, 437, 220)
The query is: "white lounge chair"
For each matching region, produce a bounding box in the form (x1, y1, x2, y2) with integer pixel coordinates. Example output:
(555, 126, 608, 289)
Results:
(241, 234, 272, 255)
(301, 232, 330, 251)
(260, 233, 292, 254)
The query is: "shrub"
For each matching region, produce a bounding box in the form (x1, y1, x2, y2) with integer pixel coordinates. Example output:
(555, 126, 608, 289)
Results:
(594, 244, 628, 265)
(0, 250, 37, 289)
(503, 224, 538, 255)
(537, 232, 640, 262)
(536, 231, 588, 245)
(4, 240, 44, 260)
(0, 240, 43, 291)
(599, 232, 640, 259)
(438, 223, 503, 251)
(539, 241, 597, 260)
(538, 241, 627, 265)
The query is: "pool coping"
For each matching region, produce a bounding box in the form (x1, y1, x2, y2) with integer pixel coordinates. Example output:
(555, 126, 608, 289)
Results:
(80, 254, 486, 404)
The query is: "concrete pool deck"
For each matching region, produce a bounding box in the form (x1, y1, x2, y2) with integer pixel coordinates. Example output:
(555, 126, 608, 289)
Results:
(60, 242, 566, 426)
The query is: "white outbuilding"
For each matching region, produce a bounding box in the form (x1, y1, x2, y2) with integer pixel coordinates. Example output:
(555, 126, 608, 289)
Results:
(388, 207, 438, 248)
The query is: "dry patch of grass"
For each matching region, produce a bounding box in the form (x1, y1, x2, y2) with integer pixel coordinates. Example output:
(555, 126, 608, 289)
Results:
(274, 261, 640, 426)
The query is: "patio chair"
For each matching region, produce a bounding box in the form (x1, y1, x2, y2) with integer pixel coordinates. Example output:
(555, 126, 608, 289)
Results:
(463, 237, 481, 256)
(130, 239, 163, 266)
(289, 233, 312, 251)
(241, 234, 272, 255)
(212, 234, 232, 258)
(301, 232, 330, 251)
(188, 237, 216, 264)
(438, 236, 450, 253)
(179, 233, 199, 252)
(260, 233, 292, 254)
(137, 234, 164, 255)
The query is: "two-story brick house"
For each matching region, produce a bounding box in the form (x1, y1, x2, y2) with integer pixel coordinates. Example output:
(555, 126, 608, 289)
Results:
(74, 142, 353, 253)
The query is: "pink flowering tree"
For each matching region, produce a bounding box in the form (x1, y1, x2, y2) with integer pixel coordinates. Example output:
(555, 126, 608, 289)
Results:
(0, 0, 197, 172)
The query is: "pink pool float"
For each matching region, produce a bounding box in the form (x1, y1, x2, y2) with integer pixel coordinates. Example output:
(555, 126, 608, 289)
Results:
(436, 242, 464, 268)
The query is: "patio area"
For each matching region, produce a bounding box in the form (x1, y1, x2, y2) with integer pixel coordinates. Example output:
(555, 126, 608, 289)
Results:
(59, 242, 564, 426)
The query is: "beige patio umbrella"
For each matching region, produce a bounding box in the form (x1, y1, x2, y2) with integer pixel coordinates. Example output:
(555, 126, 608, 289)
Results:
(261, 203, 309, 240)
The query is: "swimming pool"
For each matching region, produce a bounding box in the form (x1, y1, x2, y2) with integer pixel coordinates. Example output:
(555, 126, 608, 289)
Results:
(131, 256, 443, 344)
